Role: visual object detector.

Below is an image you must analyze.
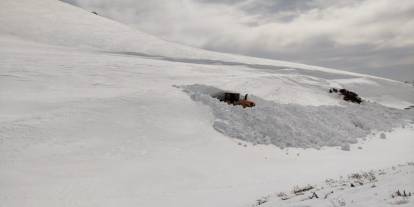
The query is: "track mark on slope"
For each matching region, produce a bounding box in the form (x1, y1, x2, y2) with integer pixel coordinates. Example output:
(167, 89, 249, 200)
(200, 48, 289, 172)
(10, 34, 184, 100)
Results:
(106, 51, 358, 80)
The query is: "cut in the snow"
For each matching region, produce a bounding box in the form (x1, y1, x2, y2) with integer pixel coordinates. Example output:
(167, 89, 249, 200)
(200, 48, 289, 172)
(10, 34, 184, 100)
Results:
(181, 84, 413, 150)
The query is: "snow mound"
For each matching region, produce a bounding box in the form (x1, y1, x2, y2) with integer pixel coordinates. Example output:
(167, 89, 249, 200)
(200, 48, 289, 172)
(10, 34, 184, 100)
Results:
(181, 84, 414, 150)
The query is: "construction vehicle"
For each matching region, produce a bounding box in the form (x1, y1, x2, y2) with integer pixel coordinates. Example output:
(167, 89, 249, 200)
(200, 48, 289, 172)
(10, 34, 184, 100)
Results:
(213, 92, 255, 108)
(329, 88, 362, 104)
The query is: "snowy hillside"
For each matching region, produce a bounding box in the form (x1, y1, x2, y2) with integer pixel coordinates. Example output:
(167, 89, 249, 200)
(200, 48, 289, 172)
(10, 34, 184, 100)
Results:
(0, 0, 413, 207)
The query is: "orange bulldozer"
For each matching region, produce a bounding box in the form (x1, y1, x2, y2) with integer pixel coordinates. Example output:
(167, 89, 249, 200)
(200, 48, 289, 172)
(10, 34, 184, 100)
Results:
(214, 92, 255, 108)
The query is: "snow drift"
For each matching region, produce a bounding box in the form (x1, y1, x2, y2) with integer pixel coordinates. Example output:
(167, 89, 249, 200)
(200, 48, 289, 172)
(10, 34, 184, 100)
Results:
(182, 84, 414, 150)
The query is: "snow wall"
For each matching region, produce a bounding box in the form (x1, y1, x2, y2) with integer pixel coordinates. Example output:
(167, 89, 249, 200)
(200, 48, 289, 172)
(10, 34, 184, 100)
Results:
(181, 84, 414, 150)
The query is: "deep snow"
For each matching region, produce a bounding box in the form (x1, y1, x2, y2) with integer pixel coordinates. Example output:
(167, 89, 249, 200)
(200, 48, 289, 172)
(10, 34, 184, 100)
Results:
(181, 84, 413, 150)
(0, 1, 414, 207)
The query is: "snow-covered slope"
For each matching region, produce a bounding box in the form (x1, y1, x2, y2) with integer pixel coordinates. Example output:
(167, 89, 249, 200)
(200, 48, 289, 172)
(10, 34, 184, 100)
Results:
(0, 0, 413, 207)
(1, 0, 413, 107)
(0, 0, 354, 72)
(0, 0, 398, 76)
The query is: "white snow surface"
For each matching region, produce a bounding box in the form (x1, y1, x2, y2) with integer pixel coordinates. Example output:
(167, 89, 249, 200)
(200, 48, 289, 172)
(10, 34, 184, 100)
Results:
(1, 0, 414, 207)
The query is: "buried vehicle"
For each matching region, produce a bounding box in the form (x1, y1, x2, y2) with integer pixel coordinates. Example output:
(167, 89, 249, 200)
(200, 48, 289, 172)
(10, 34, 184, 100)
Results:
(213, 92, 256, 108)
(329, 88, 363, 104)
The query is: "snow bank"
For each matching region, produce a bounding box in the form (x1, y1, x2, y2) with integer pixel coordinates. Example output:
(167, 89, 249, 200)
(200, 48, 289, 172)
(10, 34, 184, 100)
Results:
(181, 84, 414, 150)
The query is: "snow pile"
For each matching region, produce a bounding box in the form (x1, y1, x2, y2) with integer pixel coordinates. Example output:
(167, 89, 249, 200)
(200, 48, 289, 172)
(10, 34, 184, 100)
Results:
(182, 84, 414, 150)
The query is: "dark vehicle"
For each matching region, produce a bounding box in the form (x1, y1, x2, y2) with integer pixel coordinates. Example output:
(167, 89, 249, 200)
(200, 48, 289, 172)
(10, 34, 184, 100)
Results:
(329, 88, 362, 104)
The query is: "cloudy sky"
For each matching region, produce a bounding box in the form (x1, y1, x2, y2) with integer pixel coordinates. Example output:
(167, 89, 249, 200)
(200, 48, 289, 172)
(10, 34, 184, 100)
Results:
(63, 0, 414, 81)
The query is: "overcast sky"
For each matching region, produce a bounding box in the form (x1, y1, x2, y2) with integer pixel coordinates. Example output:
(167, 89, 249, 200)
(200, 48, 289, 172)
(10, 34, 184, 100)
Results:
(63, 0, 414, 81)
